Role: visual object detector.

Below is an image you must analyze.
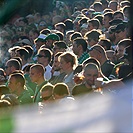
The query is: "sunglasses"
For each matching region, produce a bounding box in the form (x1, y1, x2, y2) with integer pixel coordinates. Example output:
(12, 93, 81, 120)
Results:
(37, 54, 47, 58)
(42, 95, 52, 101)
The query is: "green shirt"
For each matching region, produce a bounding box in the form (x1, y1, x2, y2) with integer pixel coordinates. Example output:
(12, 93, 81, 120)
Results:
(78, 52, 89, 64)
(33, 81, 48, 103)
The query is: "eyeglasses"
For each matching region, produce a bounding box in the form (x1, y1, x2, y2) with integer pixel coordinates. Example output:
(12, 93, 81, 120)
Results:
(42, 95, 52, 101)
(37, 54, 47, 58)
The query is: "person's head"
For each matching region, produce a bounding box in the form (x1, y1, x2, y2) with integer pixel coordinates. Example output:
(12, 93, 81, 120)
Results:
(8, 73, 25, 95)
(106, 50, 116, 63)
(113, 11, 124, 20)
(65, 30, 74, 45)
(70, 32, 82, 42)
(83, 63, 100, 87)
(45, 33, 60, 49)
(53, 83, 70, 100)
(37, 48, 52, 67)
(30, 64, 45, 84)
(1, 94, 19, 106)
(108, 1, 118, 11)
(54, 22, 66, 33)
(88, 44, 107, 62)
(8, 46, 21, 58)
(98, 38, 111, 50)
(87, 19, 100, 31)
(82, 57, 100, 69)
(40, 28, 51, 35)
(93, 2, 103, 12)
(23, 45, 33, 59)
(64, 19, 74, 31)
(34, 34, 46, 51)
(15, 47, 29, 62)
(103, 12, 113, 29)
(40, 84, 54, 103)
(72, 37, 87, 56)
(114, 23, 127, 41)
(85, 29, 102, 47)
(123, 6, 130, 21)
(53, 52, 63, 71)
(55, 31, 64, 41)
(120, 1, 130, 8)
(59, 52, 78, 73)
(53, 41, 67, 55)
(117, 39, 131, 58)
(5, 59, 21, 76)
(38, 20, 47, 31)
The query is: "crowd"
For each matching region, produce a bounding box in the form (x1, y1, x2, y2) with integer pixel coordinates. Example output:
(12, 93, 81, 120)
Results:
(0, 0, 132, 114)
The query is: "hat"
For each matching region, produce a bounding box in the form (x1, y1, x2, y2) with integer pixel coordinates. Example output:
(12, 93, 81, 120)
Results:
(72, 11, 81, 18)
(18, 39, 32, 45)
(109, 19, 123, 26)
(45, 33, 60, 41)
(35, 34, 47, 42)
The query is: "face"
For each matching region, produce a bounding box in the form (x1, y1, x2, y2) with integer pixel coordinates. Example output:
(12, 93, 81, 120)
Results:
(8, 76, 17, 94)
(41, 90, 53, 103)
(29, 68, 40, 83)
(45, 39, 53, 48)
(59, 58, 69, 72)
(114, 14, 124, 20)
(53, 56, 60, 71)
(115, 30, 125, 40)
(117, 45, 125, 57)
(83, 68, 99, 86)
(37, 51, 49, 67)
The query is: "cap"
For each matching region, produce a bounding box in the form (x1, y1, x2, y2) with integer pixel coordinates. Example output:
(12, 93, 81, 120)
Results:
(18, 39, 32, 45)
(45, 33, 60, 41)
(35, 34, 47, 42)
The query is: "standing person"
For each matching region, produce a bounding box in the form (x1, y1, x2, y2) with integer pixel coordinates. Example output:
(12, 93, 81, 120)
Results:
(29, 64, 48, 103)
(59, 52, 78, 94)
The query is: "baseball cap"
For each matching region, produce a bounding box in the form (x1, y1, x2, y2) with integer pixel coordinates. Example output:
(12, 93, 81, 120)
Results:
(35, 34, 47, 42)
(45, 33, 60, 41)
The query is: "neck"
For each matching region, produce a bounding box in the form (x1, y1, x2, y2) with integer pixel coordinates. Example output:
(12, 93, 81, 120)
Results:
(37, 78, 45, 85)
(65, 68, 73, 75)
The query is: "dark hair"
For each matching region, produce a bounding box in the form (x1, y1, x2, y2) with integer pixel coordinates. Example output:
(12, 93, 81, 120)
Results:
(53, 83, 69, 96)
(16, 47, 29, 61)
(54, 41, 67, 49)
(70, 32, 82, 41)
(38, 48, 53, 63)
(40, 28, 51, 35)
(88, 19, 100, 29)
(10, 73, 25, 87)
(7, 59, 21, 70)
(73, 37, 87, 52)
(23, 45, 33, 58)
(0, 85, 10, 95)
(56, 31, 64, 41)
(64, 19, 73, 30)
